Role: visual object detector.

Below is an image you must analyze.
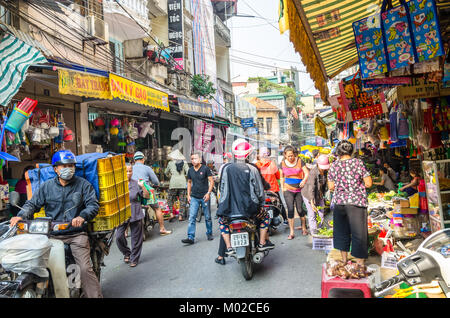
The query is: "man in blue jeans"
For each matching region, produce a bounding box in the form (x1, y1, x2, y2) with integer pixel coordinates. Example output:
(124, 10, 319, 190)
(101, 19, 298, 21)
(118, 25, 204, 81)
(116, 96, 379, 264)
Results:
(182, 153, 214, 245)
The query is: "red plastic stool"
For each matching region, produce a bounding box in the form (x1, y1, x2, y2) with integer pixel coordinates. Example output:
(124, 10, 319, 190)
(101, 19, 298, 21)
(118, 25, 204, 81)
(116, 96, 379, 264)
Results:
(321, 264, 372, 298)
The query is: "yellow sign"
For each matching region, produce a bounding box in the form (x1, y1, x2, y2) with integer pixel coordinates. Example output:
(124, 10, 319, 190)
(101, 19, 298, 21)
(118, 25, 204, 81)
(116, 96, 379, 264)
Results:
(58, 69, 112, 99)
(109, 74, 169, 111)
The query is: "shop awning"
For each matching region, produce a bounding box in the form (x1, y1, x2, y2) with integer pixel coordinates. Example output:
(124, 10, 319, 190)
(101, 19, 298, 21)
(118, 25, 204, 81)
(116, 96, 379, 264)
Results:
(287, 0, 400, 104)
(0, 33, 47, 107)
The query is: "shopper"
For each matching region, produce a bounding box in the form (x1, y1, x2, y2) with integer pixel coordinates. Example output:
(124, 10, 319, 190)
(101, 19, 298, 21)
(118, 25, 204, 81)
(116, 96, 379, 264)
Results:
(399, 168, 421, 196)
(182, 153, 214, 245)
(302, 155, 330, 235)
(116, 163, 148, 267)
(328, 140, 373, 266)
(280, 145, 309, 239)
(165, 149, 189, 221)
(255, 147, 288, 222)
(11, 165, 34, 216)
(132, 151, 172, 235)
(374, 167, 396, 192)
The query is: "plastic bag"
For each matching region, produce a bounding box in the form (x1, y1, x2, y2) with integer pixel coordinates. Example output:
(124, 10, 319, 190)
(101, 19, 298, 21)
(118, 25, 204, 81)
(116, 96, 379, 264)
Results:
(0, 234, 52, 277)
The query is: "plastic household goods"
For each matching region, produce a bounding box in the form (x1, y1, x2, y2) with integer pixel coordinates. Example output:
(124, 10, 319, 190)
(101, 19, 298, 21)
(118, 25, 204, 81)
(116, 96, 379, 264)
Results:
(5, 108, 32, 134)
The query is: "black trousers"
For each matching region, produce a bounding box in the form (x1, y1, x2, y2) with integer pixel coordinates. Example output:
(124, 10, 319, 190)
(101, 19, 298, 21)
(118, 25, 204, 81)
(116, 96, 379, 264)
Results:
(283, 190, 306, 218)
(332, 205, 368, 259)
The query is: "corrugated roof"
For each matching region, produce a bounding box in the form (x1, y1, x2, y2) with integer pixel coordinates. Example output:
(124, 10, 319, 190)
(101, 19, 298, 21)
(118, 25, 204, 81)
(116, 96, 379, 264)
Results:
(244, 97, 280, 111)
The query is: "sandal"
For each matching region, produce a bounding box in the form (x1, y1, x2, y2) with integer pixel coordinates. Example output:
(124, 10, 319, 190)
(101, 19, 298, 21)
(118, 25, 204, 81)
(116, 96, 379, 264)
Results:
(287, 234, 295, 240)
(124, 256, 130, 263)
(160, 230, 172, 236)
(294, 226, 302, 230)
(130, 262, 137, 268)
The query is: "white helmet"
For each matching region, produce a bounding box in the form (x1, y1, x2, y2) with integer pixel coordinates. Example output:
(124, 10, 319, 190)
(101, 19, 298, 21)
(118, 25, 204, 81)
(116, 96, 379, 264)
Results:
(232, 138, 254, 160)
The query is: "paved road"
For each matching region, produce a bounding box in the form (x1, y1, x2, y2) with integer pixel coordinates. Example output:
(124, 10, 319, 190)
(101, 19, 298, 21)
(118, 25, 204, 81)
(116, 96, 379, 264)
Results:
(100, 212, 327, 298)
(101, 201, 326, 298)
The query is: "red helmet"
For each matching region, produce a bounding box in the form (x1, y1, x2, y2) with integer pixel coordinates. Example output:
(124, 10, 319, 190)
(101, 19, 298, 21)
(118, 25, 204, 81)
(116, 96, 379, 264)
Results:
(232, 138, 254, 160)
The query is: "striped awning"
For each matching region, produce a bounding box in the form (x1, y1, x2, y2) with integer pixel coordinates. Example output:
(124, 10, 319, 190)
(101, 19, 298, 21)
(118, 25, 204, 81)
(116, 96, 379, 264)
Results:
(0, 33, 48, 106)
(287, 0, 399, 103)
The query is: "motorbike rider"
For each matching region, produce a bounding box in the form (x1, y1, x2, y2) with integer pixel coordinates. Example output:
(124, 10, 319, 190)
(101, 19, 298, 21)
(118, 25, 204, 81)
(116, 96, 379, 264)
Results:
(216, 139, 275, 257)
(9, 150, 103, 298)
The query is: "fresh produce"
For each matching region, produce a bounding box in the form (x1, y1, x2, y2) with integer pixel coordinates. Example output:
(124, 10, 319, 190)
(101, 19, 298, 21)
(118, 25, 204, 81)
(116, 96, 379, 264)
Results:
(318, 227, 333, 237)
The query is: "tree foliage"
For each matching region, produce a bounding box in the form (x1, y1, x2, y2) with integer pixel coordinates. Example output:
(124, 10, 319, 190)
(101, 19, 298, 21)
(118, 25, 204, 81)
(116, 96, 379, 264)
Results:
(190, 74, 216, 99)
(248, 77, 300, 108)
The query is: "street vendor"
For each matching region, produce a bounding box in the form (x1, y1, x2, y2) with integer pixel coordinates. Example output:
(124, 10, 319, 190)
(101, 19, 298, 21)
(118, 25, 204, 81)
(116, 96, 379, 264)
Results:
(373, 167, 396, 192)
(399, 168, 421, 196)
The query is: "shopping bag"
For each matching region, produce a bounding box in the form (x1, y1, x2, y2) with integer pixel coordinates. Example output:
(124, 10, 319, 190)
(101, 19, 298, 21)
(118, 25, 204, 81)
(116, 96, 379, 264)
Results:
(353, 14, 388, 79)
(407, 0, 444, 62)
(381, 0, 416, 71)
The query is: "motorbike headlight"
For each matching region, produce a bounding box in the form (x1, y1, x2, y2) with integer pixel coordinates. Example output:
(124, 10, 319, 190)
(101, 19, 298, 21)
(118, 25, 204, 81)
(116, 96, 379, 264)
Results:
(28, 220, 50, 234)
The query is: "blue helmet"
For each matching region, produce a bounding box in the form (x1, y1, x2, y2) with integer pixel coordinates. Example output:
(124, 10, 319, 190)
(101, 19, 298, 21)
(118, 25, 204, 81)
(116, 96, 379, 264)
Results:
(52, 150, 77, 166)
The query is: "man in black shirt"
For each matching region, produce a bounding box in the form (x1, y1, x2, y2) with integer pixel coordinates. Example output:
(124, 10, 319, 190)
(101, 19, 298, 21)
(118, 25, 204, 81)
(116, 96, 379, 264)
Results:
(182, 153, 214, 245)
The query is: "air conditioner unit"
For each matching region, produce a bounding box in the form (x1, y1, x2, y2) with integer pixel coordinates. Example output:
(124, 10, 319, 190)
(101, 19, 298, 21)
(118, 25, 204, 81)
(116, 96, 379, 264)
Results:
(87, 15, 109, 44)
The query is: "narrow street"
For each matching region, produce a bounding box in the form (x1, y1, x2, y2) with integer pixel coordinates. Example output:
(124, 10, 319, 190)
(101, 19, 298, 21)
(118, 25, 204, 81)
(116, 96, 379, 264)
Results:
(101, 208, 325, 298)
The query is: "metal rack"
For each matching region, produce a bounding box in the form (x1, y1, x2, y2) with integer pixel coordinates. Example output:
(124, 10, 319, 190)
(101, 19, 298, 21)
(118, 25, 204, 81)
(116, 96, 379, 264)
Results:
(422, 159, 450, 232)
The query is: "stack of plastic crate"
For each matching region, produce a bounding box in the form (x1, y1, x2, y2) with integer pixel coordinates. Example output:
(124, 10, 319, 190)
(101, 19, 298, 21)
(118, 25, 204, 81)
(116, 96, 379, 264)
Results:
(91, 154, 131, 232)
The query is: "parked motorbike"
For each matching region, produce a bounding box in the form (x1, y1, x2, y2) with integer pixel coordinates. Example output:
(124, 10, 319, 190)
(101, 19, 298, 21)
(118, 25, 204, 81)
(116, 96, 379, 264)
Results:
(0, 192, 115, 298)
(374, 229, 450, 298)
(263, 191, 283, 235)
(228, 216, 272, 280)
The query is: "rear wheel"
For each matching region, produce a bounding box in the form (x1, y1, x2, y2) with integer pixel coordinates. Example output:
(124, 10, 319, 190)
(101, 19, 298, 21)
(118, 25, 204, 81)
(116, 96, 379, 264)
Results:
(240, 247, 254, 280)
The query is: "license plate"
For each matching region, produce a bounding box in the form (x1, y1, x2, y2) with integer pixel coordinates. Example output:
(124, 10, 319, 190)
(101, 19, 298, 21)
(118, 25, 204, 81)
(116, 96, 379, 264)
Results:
(231, 232, 249, 248)
(268, 209, 273, 218)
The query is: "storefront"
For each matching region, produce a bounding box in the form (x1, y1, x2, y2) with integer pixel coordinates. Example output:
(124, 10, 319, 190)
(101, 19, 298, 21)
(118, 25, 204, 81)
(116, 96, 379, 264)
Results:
(286, 0, 450, 298)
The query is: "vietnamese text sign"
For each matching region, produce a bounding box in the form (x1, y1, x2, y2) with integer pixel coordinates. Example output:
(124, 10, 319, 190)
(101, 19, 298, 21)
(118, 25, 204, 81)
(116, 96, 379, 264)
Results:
(109, 74, 169, 111)
(58, 69, 111, 99)
(178, 97, 213, 118)
(241, 117, 254, 128)
(397, 78, 450, 101)
(168, 0, 184, 70)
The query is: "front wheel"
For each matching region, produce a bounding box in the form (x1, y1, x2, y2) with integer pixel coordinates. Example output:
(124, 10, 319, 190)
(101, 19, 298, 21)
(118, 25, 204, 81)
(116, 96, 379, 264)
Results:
(240, 247, 253, 280)
(14, 285, 38, 298)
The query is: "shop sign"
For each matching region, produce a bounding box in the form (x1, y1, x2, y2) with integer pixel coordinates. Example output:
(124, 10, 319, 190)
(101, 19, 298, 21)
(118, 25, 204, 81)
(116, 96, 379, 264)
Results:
(240, 118, 254, 128)
(397, 78, 450, 101)
(177, 97, 213, 118)
(58, 69, 112, 99)
(168, 0, 184, 70)
(109, 74, 169, 111)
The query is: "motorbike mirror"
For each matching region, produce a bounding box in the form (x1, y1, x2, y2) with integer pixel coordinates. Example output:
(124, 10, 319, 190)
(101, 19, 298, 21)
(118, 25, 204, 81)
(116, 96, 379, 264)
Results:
(72, 192, 82, 207)
(9, 191, 20, 207)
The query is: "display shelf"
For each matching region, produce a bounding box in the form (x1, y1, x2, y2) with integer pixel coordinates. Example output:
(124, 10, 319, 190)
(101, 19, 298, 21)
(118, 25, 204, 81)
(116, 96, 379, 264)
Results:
(422, 160, 450, 232)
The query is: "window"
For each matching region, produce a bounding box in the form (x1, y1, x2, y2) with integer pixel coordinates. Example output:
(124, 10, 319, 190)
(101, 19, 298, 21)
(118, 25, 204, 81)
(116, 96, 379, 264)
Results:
(266, 117, 272, 134)
(257, 117, 264, 130)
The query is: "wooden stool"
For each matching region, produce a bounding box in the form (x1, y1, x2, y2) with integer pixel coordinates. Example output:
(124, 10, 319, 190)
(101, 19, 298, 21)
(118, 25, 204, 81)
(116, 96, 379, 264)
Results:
(321, 264, 372, 298)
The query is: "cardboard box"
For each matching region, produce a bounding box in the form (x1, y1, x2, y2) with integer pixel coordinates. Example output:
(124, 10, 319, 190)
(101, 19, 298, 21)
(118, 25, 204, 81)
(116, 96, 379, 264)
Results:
(393, 198, 410, 208)
(394, 206, 418, 214)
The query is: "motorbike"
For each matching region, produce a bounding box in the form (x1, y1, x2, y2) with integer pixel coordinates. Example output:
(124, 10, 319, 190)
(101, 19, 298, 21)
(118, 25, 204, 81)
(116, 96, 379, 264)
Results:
(263, 191, 283, 235)
(228, 215, 272, 281)
(374, 229, 450, 298)
(0, 191, 115, 298)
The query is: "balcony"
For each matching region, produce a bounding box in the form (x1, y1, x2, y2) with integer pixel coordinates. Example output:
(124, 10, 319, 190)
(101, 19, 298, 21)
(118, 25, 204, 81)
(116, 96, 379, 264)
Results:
(214, 14, 231, 48)
(103, 0, 150, 40)
(148, 0, 167, 18)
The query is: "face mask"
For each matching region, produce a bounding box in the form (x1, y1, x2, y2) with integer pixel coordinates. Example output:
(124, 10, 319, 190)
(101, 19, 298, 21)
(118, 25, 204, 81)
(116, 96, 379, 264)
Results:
(58, 167, 75, 181)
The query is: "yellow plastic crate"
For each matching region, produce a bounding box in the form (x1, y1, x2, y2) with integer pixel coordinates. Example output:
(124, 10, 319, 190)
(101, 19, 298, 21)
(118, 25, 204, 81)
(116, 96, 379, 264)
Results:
(98, 192, 130, 216)
(90, 205, 131, 232)
(99, 180, 129, 202)
(98, 169, 127, 188)
(97, 155, 126, 174)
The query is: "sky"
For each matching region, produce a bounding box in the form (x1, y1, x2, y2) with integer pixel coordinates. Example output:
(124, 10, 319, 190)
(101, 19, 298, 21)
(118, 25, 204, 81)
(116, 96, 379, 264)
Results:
(226, 0, 319, 95)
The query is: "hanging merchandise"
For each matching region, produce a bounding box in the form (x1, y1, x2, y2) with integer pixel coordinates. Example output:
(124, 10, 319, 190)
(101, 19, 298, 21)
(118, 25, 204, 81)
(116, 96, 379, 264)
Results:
(139, 121, 154, 138)
(53, 114, 65, 144)
(93, 117, 105, 127)
(353, 0, 444, 79)
(397, 110, 410, 139)
(63, 126, 74, 142)
(314, 116, 328, 140)
(339, 72, 388, 121)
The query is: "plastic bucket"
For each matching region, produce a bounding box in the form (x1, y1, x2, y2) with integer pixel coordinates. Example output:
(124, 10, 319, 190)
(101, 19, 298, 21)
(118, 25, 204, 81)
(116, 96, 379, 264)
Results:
(5, 108, 31, 134)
